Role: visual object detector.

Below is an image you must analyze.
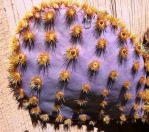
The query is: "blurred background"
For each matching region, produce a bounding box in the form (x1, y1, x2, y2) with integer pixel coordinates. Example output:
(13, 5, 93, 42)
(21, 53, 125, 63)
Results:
(0, 0, 149, 131)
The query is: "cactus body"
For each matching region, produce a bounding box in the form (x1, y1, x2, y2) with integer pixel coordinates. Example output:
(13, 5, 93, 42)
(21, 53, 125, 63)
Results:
(9, 0, 149, 129)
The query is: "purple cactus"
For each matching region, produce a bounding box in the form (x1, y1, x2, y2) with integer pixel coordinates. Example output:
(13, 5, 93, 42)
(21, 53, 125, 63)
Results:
(9, 0, 149, 130)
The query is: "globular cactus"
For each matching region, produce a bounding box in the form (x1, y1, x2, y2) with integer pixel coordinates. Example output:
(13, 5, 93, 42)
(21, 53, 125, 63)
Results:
(9, 0, 149, 130)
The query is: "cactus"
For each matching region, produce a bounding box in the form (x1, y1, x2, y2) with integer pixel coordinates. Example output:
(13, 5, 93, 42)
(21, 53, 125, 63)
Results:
(9, 0, 149, 130)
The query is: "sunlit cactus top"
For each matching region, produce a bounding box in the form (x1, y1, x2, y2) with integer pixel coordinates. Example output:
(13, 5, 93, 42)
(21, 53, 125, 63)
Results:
(9, 0, 149, 130)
